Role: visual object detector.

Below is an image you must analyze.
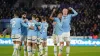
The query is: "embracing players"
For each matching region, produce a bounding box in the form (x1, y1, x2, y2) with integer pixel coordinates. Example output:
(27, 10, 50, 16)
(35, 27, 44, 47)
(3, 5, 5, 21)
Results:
(10, 12, 29, 56)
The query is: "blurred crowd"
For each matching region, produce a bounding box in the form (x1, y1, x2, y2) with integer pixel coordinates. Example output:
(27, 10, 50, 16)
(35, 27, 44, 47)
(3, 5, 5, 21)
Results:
(0, 0, 100, 36)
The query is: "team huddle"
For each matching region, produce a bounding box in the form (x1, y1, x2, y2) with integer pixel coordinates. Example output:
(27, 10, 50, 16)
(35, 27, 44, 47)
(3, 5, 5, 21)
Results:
(10, 7, 78, 56)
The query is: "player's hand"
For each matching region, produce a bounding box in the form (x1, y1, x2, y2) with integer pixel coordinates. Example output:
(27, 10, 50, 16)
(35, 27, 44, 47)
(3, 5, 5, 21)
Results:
(29, 26, 34, 30)
(53, 22, 56, 25)
(38, 26, 41, 30)
(24, 19, 28, 22)
(69, 7, 72, 10)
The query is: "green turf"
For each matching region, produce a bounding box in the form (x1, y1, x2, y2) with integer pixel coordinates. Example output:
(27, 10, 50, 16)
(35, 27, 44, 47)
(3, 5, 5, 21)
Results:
(0, 46, 100, 56)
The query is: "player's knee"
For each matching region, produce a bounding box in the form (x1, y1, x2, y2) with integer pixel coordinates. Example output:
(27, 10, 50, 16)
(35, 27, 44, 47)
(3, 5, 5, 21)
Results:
(42, 42, 45, 47)
(13, 41, 16, 44)
(19, 42, 22, 46)
(24, 41, 27, 45)
(44, 42, 47, 47)
(16, 41, 20, 44)
(27, 42, 31, 46)
(60, 42, 64, 47)
(66, 41, 70, 46)
(32, 43, 35, 46)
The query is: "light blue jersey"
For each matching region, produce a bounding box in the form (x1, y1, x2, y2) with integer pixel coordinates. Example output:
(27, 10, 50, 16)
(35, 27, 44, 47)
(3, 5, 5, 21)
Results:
(27, 21, 37, 37)
(10, 18, 28, 35)
(62, 8, 78, 32)
(36, 22, 41, 37)
(21, 18, 28, 36)
(53, 17, 63, 35)
(40, 22, 48, 38)
(32, 20, 41, 37)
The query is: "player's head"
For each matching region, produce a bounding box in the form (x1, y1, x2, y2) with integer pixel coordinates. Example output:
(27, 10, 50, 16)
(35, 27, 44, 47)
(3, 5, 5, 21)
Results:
(42, 17, 46, 22)
(27, 16, 32, 21)
(36, 17, 39, 22)
(62, 8, 68, 16)
(14, 12, 19, 17)
(21, 12, 27, 19)
(32, 14, 36, 20)
(57, 12, 62, 19)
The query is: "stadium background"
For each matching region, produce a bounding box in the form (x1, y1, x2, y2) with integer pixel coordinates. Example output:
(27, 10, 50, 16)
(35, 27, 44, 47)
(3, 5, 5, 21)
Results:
(0, 0, 100, 56)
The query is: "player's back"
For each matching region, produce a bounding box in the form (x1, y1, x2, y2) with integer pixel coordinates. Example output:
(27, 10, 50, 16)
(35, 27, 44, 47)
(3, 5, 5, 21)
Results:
(40, 22, 48, 38)
(10, 18, 22, 35)
(40, 22, 48, 33)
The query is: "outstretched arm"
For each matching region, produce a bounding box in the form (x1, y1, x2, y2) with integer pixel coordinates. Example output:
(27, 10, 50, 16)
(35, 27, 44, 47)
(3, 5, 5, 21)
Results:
(69, 7, 78, 17)
(49, 9, 56, 20)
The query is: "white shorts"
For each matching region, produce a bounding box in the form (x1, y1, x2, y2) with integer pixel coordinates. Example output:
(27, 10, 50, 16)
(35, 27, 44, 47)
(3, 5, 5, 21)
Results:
(62, 32, 70, 42)
(40, 37, 47, 43)
(11, 34, 21, 41)
(27, 36, 37, 43)
(52, 34, 63, 44)
(21, 35, 27, 42)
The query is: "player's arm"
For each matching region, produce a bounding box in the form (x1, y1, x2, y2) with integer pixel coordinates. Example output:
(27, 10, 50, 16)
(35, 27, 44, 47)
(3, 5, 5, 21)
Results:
(21, 19, 28, 27)
(24, 19, 28, 23)
(47, 23, 49, 28)
(37, 22, 41, 30)
(49, 9, 56, 20)
(52, 22, 56, 26)
(2, 27, 11, 37)
(38, 26, 41, 30)
(69, 7, 78, 17)
(21, 19, 34, 30)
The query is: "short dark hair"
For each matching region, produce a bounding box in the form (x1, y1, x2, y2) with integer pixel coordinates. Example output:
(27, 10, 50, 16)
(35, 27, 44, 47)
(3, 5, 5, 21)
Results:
(21, 11, 27, 15)
(42, 17, 46, 21)
(32, 14, 36, 18)
(27, 16, 32, 20)
(14, 11, 19, 17)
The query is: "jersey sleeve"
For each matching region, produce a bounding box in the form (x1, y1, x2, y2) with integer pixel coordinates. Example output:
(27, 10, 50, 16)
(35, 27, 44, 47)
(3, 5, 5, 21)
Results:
(20, 19, 28, 27)
(70, 8, 78, 17)
(47, 23, 49, 28)
(54, 17, 58, 22)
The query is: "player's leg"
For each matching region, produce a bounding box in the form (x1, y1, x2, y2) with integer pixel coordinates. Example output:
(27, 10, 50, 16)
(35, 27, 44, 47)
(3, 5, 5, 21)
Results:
(58, 35, 64, 56)
(32, 36, 37, 56)
(43, 39, 48, 56)
(37, 37, 40, 56)
(24, 37, 27, 56)
(16, 34, 22, 56)
(66, 41, 70, 56)
(18, 35, 23, 56)
(53, 34, 58, 56)
(65, 32, 70, 56)
(12, 41, 17, 56)
(18, 41, 22, 56)
(11, 35, 17, 56)
(39, 38, 44, 56)
(27, 37, 32, 56)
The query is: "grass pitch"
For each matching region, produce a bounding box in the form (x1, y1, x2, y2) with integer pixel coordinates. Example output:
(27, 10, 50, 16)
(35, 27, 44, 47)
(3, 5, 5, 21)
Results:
(0, 46, 100, 56)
